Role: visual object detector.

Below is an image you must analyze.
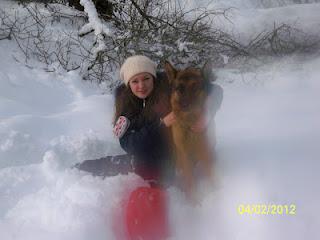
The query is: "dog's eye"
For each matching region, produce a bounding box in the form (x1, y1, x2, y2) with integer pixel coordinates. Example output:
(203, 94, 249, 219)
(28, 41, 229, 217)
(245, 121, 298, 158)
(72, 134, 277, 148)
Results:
(175, 85, 185, 93)
(191, 82, 200, 89)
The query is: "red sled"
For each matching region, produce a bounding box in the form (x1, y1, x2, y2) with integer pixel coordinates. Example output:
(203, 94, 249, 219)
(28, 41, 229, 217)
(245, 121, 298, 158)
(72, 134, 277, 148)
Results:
(125, 186, 170, 240)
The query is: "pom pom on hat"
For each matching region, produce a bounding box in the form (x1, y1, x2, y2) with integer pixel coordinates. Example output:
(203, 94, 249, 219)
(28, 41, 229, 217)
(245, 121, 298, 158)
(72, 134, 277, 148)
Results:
(120, 55, 157, 85)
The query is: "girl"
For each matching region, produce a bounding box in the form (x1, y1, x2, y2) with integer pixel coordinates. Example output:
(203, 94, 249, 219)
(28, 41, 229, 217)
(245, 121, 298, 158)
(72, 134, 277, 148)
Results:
(113, 55, 175, 186)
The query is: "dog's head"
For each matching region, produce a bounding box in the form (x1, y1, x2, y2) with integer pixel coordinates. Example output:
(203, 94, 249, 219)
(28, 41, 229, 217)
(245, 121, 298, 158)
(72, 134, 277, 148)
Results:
(164, 61, 215, 112)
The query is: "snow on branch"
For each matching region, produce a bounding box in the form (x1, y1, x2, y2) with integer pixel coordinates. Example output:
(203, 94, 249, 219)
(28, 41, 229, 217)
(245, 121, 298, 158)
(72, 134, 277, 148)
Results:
(79, 0, 113, 56)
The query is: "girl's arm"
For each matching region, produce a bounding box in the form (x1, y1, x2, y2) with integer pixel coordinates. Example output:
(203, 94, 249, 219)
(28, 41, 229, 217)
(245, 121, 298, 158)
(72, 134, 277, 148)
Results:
(119, 117, 164, 155)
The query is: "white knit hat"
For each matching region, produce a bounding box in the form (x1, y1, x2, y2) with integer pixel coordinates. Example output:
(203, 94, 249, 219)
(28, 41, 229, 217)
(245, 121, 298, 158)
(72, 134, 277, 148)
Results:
(120, 55, 157, 85)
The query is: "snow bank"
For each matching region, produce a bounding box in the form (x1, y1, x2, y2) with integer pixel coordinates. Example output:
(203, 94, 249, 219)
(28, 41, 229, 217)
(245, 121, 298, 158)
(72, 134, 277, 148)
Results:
(191, 0, 320, 9)
(0, 40, 121, 169)
(182, 1, 320, 46)
(0, 164, 145, 240)
(1, 1, 319, 240)
(214, 3, 320, 43)
(0, 39, 137, 240)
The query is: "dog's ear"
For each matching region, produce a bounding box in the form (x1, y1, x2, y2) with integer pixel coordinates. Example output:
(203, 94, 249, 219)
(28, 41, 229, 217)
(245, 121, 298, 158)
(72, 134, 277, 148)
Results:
(164, 61, 177, 83)
(202, 61, 216, 83)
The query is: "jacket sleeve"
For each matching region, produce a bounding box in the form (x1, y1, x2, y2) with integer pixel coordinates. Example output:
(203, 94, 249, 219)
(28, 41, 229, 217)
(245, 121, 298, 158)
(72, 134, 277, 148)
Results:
(119, 118, 164, 156)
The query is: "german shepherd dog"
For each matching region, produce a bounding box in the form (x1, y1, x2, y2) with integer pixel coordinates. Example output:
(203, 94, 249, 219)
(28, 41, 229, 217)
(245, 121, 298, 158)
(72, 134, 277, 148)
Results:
(164, 61, 215, 197)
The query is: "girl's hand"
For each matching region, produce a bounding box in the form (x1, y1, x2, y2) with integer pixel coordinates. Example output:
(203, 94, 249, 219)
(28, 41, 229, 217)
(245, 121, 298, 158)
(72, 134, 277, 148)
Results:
(162, 112, 176, 127)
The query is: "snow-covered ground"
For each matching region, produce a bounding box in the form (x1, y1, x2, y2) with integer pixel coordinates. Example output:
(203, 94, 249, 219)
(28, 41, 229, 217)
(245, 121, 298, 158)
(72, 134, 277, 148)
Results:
(1, 1, 320, 240)
(191, 0, 320, 9)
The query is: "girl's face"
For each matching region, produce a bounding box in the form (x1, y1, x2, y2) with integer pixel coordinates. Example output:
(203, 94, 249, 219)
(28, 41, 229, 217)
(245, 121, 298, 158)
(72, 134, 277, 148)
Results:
(128, 72, 154, 99)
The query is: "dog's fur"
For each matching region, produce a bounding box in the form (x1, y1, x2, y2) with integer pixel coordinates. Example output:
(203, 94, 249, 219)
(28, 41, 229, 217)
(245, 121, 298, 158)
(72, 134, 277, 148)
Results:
(164, 61, 215, 196)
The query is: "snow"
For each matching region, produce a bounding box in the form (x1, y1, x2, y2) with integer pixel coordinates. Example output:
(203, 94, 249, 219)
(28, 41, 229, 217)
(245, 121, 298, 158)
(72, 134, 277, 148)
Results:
(1, 1, 320, 240)
(79, 0, 113, 59)
(166, 54, 320, 240)
(189, 0, 320, 9)
(79, 0, 113, 36)
(201, 2, 320, 46)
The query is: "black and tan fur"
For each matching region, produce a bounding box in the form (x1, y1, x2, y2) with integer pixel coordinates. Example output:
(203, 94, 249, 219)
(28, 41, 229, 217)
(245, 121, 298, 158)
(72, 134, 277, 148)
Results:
(165, 61, 215, 196)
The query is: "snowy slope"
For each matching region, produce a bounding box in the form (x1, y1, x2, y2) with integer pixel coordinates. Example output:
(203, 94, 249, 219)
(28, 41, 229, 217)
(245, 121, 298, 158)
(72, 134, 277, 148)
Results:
(0, 40, 138, 240)
(190, 0, 320, 9)
(0, 40, 123, 169)
(217, 3, 320, 43)
(184, 1, 320, 46)
(1, 1, 320, 240)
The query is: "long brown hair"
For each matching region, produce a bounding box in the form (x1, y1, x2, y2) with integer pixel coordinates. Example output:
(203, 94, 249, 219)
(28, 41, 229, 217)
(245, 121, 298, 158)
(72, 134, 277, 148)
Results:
(113, 73, 170, 126)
